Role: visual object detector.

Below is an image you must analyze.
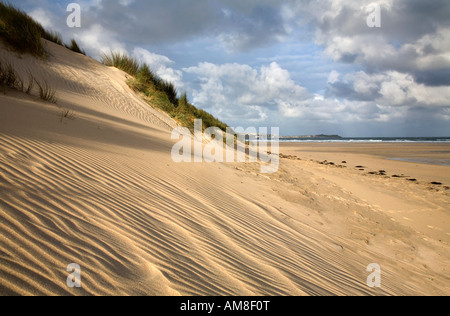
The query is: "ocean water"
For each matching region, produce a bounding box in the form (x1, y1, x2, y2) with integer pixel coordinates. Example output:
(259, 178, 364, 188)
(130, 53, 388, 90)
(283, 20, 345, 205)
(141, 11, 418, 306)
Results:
(278, 137, 450, 143)
(388, 157, 450, 167)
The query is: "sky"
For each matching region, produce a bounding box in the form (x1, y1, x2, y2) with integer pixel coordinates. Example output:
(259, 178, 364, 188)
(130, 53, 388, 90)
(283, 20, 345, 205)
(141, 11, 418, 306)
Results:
(13, 0, 450, 136)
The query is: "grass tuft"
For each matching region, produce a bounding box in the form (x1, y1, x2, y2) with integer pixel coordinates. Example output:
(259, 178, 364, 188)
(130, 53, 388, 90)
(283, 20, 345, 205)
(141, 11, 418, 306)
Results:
(42, 30, 63, 46)
(60, 109, 75, 123)
(66, 39, 86, 55)
(0, 58, 19, 88)
(101, 51, 140, 76)
(36, 80, 57, 103)
(0, 59, 57, 103)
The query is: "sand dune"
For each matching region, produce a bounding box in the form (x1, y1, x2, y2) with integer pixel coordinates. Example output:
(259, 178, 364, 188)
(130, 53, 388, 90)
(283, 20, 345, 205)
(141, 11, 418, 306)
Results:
(1, 41, 449, 296)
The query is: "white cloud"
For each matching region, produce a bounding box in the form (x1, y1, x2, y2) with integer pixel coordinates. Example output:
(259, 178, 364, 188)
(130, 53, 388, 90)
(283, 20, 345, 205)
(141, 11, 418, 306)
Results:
(310, 0, 450, 83)
(29, 8, 54, 29)
(183, 57, 450, 129)
(379, 72, 414, 106)
(182, 60, 424, 126)
(351, 72, 383, 96)
(183, 62, 311, 122)
(406, 27, 450, 71)
(326, 69, 450, 125)
(327, 70, 340, 84)
(76, 24, 126, 57)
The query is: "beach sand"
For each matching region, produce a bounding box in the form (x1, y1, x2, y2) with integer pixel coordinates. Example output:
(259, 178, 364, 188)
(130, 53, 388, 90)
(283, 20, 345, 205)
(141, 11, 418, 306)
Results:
(0, 41, 449, 296)
(279, 142, 450, 243)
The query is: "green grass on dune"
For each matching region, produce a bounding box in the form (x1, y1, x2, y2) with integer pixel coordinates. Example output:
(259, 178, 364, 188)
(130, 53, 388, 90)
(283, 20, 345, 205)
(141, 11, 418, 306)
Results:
(0, 2, 47, 56)
(101, 51, 228, 132)
(65, 39, 86, 56)
(101, 51, 140, 76)
(0, 1, 85, 56)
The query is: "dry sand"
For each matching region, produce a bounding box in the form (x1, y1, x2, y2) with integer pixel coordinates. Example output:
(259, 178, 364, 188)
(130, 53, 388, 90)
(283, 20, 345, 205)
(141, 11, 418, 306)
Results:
(0, 41, 449, 296)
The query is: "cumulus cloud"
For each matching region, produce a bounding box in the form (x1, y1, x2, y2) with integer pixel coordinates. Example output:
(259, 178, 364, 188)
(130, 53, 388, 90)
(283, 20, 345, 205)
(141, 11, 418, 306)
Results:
(183, 55, 450, 132)
(327, 70, 450, 108)
(75, 24, 127, 56)
(309, 0, 450, 86)
(30, 0, 292, 51)
(28, 8, 55, 30)
(183, 62, 310, 122)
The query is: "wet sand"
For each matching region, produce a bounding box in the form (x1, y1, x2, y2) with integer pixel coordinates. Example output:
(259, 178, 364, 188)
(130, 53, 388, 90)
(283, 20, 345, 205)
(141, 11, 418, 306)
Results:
(280, 142, 450, 184)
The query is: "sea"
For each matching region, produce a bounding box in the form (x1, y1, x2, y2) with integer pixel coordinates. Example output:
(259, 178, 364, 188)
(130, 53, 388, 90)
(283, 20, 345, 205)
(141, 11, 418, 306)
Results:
(278, 137, 450, 143)
(275, 136, 450, 166)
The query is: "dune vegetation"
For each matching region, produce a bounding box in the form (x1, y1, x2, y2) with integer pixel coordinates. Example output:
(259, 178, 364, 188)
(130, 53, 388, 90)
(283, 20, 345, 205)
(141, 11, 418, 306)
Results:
(65, 39, 86, 56)
(0, 1, 84, 57)
(0, 58, 57, 103)
(101, 52, 228, 132)
(100, 52, 229, 132)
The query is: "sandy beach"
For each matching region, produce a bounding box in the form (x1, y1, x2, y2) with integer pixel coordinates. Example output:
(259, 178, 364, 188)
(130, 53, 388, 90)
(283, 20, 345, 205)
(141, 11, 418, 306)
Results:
(279, 142, 450, 242)
(1, 40, 449, 296)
